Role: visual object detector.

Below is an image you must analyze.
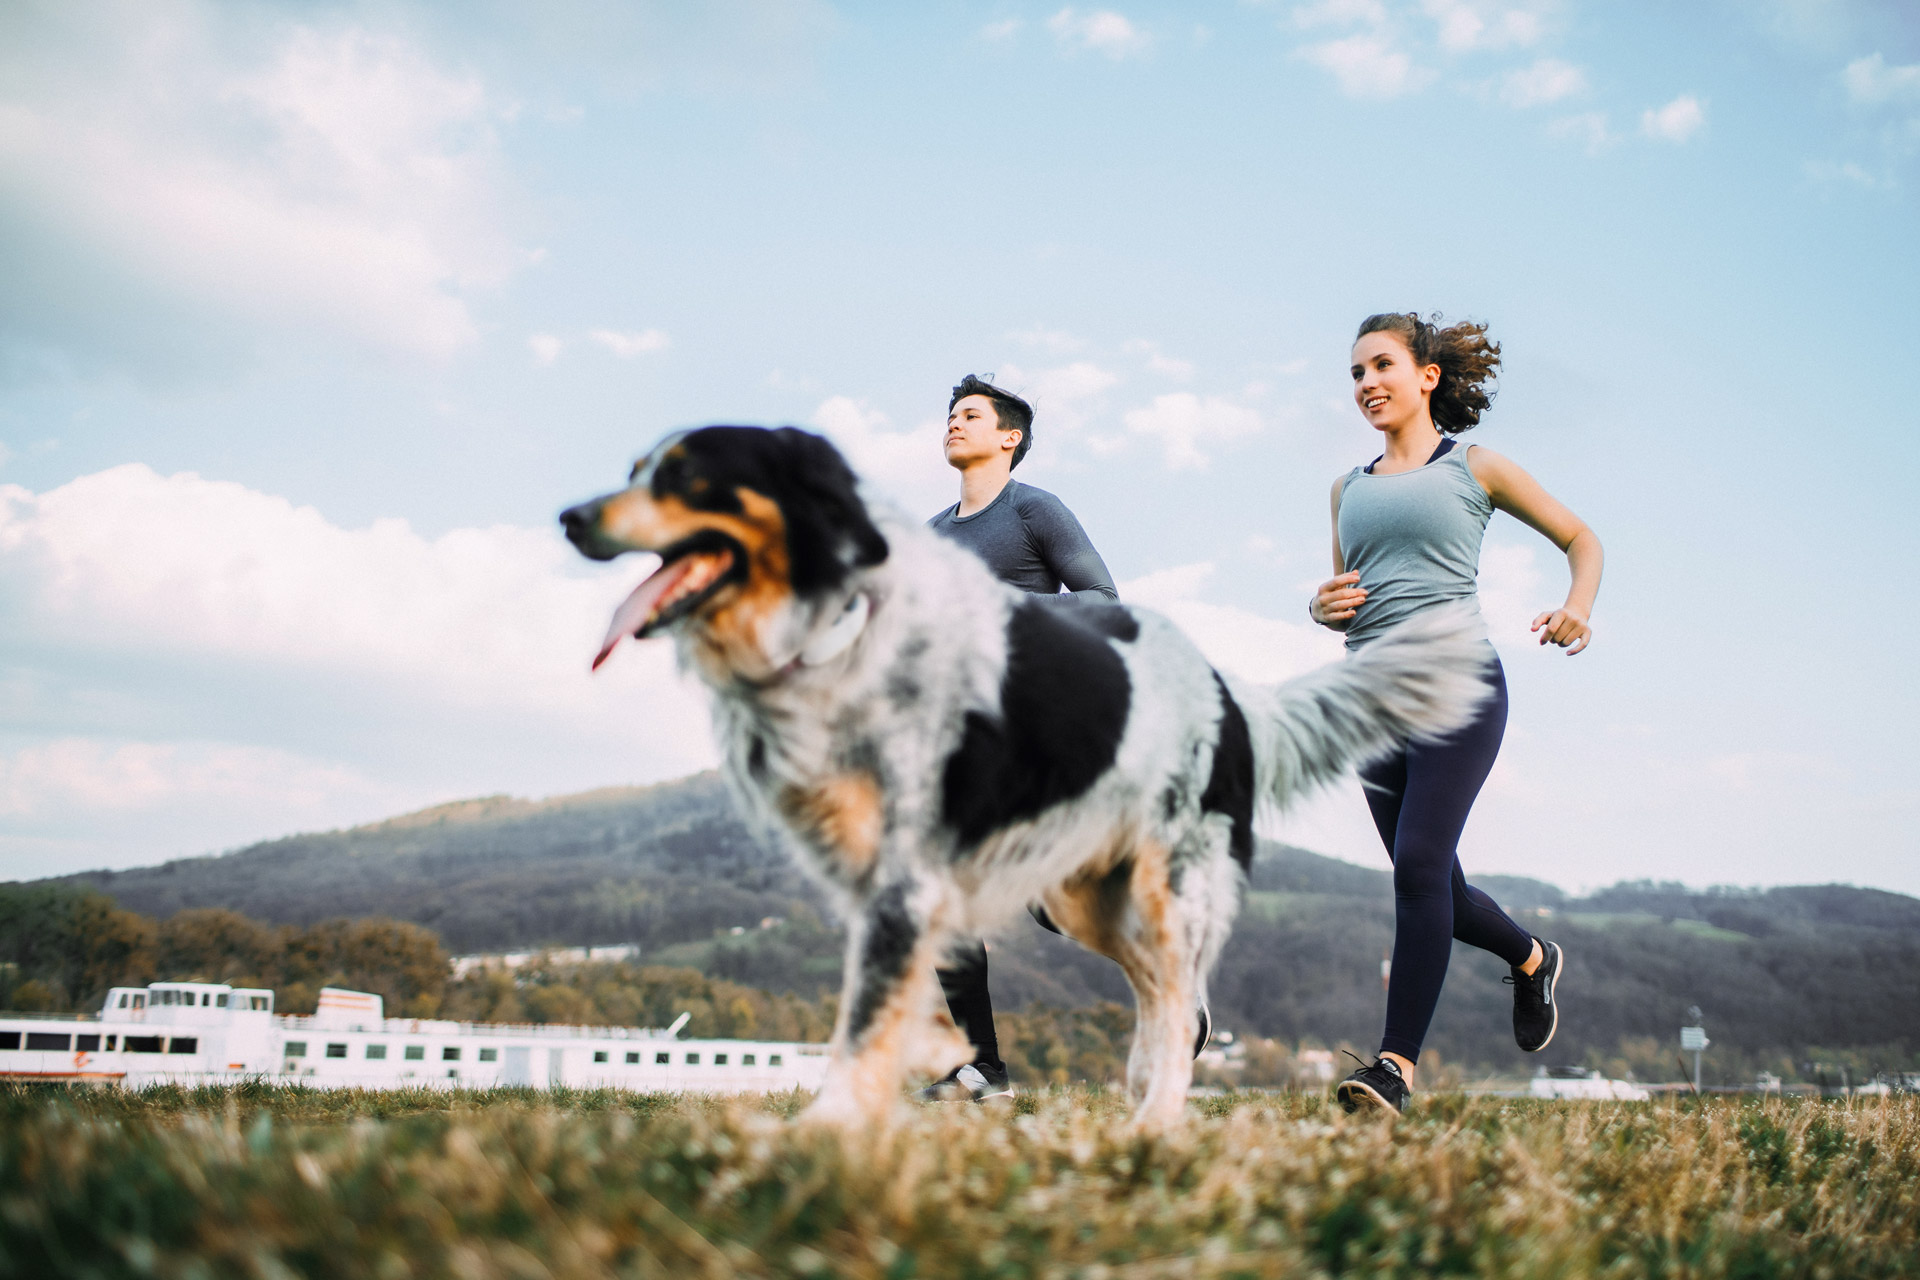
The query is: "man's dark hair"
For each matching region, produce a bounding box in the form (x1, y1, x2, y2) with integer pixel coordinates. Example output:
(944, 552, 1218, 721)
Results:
(949, 374, 1035, 470)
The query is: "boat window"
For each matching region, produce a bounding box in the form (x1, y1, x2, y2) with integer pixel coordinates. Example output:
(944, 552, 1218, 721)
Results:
(202, 993, 212, 1006)
(133, 995, 145, 1009)
(217, 994, 229, 1008)
(285, 1041, 307, 1058)
(250, 996, 269, 1011)
(478, 1048, 497, 1063)
(685, 1053, 700, 1065)
(626, 1052, 640, 1064)
(593, 1051, 608, 1063)
(126, 1036, 164, 1053)
(714, 1054, 728, 1066)
(656, 1052, 669, 1064)
(0, 1032, 17, 1050)
(366, 1044, 387, 1060)
(769, 1055, 783, 1067)
(326, 1043, 348, 1059)
(27, 1032, 70, 1051)
(168, 1037, 198, 1054)
(117, 994, 129, 1008)
(76, 1035, 101, 1052)
(743, 1054, 756, 1066)
(404, 1045, 425, 1060)
(442, 1046, 461, 1061)
(105, 1036, 116, 1050)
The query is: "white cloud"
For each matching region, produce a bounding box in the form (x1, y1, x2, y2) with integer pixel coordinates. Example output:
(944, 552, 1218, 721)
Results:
(1421, 0, 1547, 51)
(1048, 9, 1150, 59)
(1842, 53, 1920, 105)
(1641, 94, 1705, 143)
(588, 328, 672, 358)
(0, 463, 724, 875)
(998, 361, 1123, 430)
(1501, 57, 1585, 107)
(1121, 562, 1343, 684)
(1291, 0, 1390, 29)
(0, 738, 389, 821)
(0, 9, 522, 368)
(529, 333, 565, 366)
(809, 396, 950, 517)
(1124, 340, 1195, 379)
(1122, 393, 1264, 468)
(1549, 110, 1614, 153)
(1304, 34, 1432, 98)
(1007, 326, 1087, 355)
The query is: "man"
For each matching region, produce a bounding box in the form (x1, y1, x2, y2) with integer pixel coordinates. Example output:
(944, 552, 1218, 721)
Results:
(921, 373, 1119, 1102)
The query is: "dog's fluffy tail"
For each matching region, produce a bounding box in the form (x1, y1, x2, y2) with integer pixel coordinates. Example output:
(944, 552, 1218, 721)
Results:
(1231, 604, 1493, 813)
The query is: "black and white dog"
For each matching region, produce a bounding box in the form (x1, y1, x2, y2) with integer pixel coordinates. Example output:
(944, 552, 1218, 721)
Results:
(563, 426, 1487, 1130)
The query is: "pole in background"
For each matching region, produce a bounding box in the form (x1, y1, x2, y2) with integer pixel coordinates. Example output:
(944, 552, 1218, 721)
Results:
(1680, 1005, 1710, 1092)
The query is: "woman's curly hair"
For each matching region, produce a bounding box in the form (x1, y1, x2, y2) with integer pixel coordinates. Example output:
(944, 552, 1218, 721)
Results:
(1356, 313, 1501, 434)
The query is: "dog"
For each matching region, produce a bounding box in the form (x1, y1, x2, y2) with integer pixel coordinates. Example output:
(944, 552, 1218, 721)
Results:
(562, 425, 1490, 1130)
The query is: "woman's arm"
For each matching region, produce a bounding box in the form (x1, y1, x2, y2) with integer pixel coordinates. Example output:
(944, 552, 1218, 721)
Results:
(1467, 446, 1603, 654)
(1311, 475, 1366, 630)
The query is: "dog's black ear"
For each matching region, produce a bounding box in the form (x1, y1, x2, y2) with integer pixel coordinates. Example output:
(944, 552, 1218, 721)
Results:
(769, 427, 889, 593)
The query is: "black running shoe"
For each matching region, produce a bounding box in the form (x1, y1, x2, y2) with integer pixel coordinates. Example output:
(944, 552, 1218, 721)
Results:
(1194, 1002, 1213, 1059)
(1336, 1054, 1410, 1114)
(917, 1060, 1014, 1103)
(1505, 939, 1564, 1053)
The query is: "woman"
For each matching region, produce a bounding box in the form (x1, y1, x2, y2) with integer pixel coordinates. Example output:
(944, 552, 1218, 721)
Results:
(1311, 313, 1603, 1114)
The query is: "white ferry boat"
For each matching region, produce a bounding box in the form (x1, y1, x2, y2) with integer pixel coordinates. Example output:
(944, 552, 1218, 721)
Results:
(0, 981, 829, 1094)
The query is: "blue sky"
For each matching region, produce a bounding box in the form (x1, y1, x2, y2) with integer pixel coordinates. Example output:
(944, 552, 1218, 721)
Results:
(2, 0, 1916, 894)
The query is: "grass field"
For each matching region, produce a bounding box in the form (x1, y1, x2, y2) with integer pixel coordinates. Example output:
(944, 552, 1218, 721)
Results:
(2, 1084, 1916, 1279)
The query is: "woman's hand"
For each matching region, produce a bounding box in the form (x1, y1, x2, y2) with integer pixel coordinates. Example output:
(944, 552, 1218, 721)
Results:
(1312, 571, 1367, 630)
(1530, 607, 1591, 655)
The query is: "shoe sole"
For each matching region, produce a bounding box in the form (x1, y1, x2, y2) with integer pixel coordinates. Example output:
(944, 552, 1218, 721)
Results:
(1521, 943, 1564, 1054)
(1336, 1079, 1403, 1115)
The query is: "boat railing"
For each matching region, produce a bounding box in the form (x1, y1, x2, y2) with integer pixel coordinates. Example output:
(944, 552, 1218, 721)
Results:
(0, 1010, 100, 1022)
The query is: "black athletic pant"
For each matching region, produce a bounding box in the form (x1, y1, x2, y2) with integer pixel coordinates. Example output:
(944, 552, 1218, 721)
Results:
(1359, 652, 1534, 1063)
(938, 939, 1001, 1069)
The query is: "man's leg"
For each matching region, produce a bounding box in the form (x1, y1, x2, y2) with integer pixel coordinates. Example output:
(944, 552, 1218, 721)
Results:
(923, 939, 1013, 1101)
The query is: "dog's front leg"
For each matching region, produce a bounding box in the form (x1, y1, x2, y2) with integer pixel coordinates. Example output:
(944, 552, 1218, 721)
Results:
(801, 875, 967, 1130)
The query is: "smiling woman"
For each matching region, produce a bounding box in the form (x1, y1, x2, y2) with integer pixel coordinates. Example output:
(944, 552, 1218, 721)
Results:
(1311, 311, 1604, 1116)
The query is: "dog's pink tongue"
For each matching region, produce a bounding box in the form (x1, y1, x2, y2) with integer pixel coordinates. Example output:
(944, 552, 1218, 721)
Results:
(592, 556, 686, 671)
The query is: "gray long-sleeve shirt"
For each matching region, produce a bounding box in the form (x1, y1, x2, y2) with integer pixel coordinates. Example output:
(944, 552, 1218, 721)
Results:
(927, 479, 1118, 601)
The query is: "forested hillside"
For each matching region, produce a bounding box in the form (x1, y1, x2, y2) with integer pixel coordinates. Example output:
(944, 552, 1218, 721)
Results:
(28, 771, 1920, 1083)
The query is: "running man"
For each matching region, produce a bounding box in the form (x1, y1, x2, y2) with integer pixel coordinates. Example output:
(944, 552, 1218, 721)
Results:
(920, 373, 1118, 1103)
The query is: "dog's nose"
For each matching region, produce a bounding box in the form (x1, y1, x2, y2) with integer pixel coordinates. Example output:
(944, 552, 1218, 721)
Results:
(559, 501, 596, 542)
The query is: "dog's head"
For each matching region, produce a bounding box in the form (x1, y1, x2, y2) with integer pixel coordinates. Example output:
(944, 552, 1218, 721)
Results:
(561, 426, 888, 676)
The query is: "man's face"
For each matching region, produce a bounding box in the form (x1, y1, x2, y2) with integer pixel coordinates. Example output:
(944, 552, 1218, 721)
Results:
(944, 394, 1020, 470)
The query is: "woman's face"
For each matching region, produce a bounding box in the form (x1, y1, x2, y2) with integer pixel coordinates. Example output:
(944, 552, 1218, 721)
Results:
(1351, 331, 1440, 433)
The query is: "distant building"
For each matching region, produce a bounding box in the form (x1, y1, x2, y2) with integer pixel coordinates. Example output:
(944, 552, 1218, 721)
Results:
(1, 981, 827, 1093)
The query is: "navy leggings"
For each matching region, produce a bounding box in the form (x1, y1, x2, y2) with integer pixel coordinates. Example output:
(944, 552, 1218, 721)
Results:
(1359, 653, 1534, 1063)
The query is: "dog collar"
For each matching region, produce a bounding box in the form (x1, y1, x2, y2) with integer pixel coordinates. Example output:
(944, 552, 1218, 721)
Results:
(797, 592, 871, 668)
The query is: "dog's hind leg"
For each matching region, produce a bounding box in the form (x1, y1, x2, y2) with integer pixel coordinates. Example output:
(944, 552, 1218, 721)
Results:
(802, 875, 969, 1131)
(1041, 841, 1200, 1133)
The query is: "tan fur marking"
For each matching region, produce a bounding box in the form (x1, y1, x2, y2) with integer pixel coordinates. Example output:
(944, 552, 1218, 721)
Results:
(777, 773, 883, 875)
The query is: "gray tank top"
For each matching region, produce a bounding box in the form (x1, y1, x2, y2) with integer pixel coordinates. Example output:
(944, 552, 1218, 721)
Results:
(1336, 442, 1491, 649)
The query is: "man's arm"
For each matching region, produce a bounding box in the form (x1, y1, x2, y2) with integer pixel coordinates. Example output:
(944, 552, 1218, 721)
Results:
(1023, 492, 1119, 601)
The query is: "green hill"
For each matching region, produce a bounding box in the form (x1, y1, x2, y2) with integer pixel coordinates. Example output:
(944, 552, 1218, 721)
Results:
(32, 771, 1920, 1081)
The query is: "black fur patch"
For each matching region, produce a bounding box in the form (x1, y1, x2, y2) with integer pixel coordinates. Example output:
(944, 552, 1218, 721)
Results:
(1076, 604, 1140, 643)
(648, 426, 889, 595)
(940, 598, 1132, 849)
(1200, 672, 1255, 873)
(847, 881, 918, 1040)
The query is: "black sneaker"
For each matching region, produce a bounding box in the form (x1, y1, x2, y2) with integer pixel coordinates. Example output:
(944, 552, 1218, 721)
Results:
(1505, 939, 1564, 1053)
(1194, 1002, 1213, 1058)
(1336, 1054, 1410, 1114)
(918, 1060, 1014, 1103)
